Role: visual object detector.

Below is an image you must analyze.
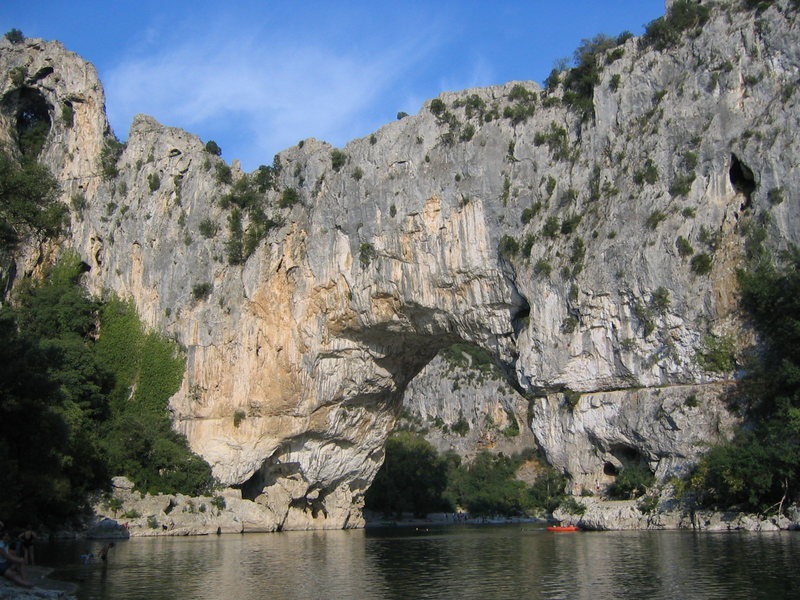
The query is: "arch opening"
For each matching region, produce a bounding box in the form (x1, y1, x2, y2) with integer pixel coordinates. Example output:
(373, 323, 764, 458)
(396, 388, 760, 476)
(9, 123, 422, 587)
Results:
(1, 86, 52, 159)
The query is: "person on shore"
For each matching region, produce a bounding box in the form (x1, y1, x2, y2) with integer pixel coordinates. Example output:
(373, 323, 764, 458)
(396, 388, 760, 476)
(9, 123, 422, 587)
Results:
(17, 528, 35, 565)
(0, 524, 33, 589)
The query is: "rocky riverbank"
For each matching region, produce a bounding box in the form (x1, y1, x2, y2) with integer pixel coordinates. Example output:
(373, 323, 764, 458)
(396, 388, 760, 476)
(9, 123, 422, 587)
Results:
(92, 474, 800, 537)
(88, 477, 287, 536)
(553, 497, 800, 532)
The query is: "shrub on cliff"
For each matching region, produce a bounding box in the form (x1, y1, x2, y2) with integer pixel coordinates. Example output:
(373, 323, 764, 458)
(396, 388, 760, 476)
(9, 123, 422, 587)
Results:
(4, 28, 24, 44)
(641, 1, 710, 51)
(204, 140, 222, 156)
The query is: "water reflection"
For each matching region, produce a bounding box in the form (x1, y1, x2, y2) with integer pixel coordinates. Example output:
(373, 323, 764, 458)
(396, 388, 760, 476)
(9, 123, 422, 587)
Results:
(38, 525, 800, 600)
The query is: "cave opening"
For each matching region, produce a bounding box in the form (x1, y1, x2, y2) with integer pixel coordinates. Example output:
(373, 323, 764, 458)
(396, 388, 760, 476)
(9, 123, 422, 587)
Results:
(1, 86, 52, 159)
(729, 153, 756, 211)
(603, 462, 618, 476)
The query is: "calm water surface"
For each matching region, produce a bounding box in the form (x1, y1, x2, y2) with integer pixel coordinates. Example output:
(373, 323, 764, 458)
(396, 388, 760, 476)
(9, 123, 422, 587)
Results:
(41, 525, 799, 599)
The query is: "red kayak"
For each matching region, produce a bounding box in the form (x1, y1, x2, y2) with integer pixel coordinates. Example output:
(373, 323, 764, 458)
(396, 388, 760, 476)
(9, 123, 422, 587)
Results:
(546, 526, 580, 532)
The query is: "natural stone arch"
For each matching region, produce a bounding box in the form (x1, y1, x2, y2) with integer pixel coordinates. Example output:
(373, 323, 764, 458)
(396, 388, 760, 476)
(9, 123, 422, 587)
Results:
(165, 194, 530, 531)
(1, 85, 52, 158)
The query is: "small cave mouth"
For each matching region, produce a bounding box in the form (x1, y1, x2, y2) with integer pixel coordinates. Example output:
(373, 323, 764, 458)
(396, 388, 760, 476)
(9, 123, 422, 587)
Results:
(239, 455, 302, 501)
(1, 86, 52, 159)
(730, 153, 756, 211)
(603, 462, 619, 476)
(511, 301, 531, 337)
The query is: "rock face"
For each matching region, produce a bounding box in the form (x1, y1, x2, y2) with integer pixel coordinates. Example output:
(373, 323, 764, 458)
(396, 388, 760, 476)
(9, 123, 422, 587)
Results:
(400, 348, 539, 463)
(553, 497, 798, 531)
(2, 1, 800, 530)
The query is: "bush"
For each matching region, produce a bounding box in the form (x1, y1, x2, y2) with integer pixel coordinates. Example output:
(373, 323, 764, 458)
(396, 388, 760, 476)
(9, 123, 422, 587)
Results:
(527, 468, 567, 513)
(0, 151, 64, 251)
(450, 412, 470, 436)
(533, 122, 571, 161)
(215, 162, 232, 185)
(192, 283, 212, 301)
(226, 209, 244, 265)
(359, 242, 376, 266)
(279, 188, 300, 208)
(204, 140, 222, 156)
(633, 160, 659, 185)
(9, 65, 26, 86)
(429, 99, 446, 116)
(560, 34, 622, 119)
(683, 250, 800, 513)
(4, 28, 24, 44)
(690, 252, 713, 275)
(330, 149, 347, 172)
(0, 257, 216, 527)
(558, 496, 587, 515)
(99, 138, 125, 181)
(148, 173, 161, 193)
(676, 236, 694, 257)
(61, 103, 74, 127)
(446, 452, 530, 516)
(669, 173, 695, 197)
(695, 334, 736, 372)
(533, 259, 552, 278)
(642, 1, 710, 51)
(499, 235, 520, 258)
(233, 410, 246, 428)
(198, 218, 219, 239)
(542, 216, 560, 238)
(521, 202, 542, 224)
(646, 210, 667, 230)
(651, 286, 670, 312)
(607, 463, 654, 499)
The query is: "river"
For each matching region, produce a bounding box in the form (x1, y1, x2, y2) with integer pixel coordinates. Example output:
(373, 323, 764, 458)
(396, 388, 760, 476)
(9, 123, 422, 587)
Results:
(41, 524, 799, 599)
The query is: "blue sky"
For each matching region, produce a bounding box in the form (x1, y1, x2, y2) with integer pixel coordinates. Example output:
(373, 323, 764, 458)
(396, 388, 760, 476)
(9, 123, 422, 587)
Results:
(2, 1, 664, 171)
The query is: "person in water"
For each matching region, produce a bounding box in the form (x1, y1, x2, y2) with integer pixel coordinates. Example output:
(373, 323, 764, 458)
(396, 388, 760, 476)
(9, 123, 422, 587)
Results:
(99, 542, 115, 562)
(0, 523, 33, 589)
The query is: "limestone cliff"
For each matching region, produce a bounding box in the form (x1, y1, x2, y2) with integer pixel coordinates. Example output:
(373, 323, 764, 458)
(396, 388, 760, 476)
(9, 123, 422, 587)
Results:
(2, 0, 799, 530)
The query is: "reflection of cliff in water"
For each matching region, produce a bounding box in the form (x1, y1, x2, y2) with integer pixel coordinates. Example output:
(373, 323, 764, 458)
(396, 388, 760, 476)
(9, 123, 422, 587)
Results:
(37, 527, 800, 599)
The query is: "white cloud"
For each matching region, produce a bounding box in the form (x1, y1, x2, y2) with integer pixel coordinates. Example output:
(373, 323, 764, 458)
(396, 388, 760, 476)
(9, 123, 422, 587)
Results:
(104, 17, 442, 170)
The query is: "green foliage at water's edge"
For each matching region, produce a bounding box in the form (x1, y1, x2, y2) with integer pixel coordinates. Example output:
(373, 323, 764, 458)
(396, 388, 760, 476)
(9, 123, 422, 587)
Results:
(0, 253, 215, 527)
(683, 247, 800, 514)
(365, 432, 567, 518)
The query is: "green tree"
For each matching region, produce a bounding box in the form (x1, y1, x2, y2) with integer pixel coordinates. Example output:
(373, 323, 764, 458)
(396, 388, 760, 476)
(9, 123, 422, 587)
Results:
(445, 451, 529, 516)
(4, 28, 24, 44)
(0, 151, 64, 252)
(365, 432, 452, 517)
(204, 140, 222, 156)
(685, 248, 800, 513)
